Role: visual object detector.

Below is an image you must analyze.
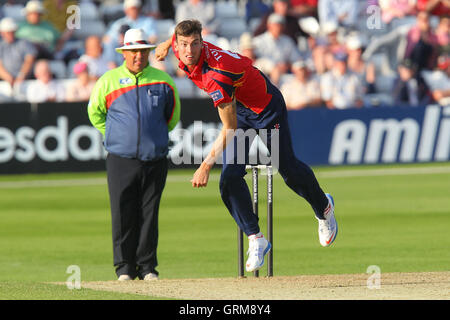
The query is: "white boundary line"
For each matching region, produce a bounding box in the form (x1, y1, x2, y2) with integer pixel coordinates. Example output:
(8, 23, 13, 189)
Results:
(0, 165, 449, 189)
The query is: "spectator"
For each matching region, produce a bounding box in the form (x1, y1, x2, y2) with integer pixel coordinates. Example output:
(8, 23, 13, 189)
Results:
(311, 38, 329, 77)
(416, 0, 450, 17)
(289, 0, 319, 19)
(66, 61, 96, 102)
(362, 10, 438, 74)
(320, 22, 346, 72)
(318, 0, 359, 30)
(326, 22, 346, 48)
(104, 0, 158, 47)
(435, 15, 450, 49)
(79, 35, 111, 80)
(320, 51, 364, 109)
(253, 13, 302, 85)
(238, 32, 256, 63)
(404, 10, 439, 71)
(421, 54, 450, 105)
(253, 0, 307, 44)
(15, 0, 62, 60)
(0, 17, 37, 88)
(346, 34, 377, 94)
(378, 0, 417, 25)
(322, 22, 346, 54)
(281, 60, 322, 109)
(104, 24, 130, 69)
(245, 0, 271, 24)
(26, 59, 65, 103)
(175, 0, 218, 37)
(393, 59, 431, 106)
(142, 0, 175, 20)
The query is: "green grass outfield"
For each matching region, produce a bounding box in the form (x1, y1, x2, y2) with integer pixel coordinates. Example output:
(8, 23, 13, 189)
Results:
(0, 162, 449, 299)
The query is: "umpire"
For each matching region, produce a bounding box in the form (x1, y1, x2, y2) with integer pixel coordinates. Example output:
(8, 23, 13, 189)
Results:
(88, 29, 180, 281)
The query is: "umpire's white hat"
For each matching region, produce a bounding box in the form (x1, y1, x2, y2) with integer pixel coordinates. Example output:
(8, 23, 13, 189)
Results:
(115, 28, 156, 53)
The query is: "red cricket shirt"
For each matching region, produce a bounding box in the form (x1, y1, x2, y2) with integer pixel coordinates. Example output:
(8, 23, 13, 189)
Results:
(172, 38, 272, 114)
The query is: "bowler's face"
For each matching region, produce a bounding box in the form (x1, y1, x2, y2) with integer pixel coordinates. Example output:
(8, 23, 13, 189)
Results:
(175, 34, 203, 68)
(122, 48, 150, 74)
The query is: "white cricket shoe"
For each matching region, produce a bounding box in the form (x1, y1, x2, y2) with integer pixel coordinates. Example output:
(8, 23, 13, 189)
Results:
(143, 273, 159, 281)
(245, 232, 271, 272)
(317, 193, 338, 247)
(118, 274, 132, 281)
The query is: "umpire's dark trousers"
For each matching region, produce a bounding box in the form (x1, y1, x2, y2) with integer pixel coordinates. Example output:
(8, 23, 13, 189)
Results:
(106, 153, 168, 279)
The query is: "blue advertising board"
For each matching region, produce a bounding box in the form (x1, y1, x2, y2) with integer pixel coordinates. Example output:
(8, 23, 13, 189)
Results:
(0, 100, 448, 174)
(287, 105, 450, 166)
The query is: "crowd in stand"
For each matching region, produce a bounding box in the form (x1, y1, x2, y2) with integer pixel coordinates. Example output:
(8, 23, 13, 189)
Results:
(0, 0, 448, 108)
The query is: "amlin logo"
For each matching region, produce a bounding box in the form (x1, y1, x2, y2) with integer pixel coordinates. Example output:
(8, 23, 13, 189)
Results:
(329, 105, 450, 165)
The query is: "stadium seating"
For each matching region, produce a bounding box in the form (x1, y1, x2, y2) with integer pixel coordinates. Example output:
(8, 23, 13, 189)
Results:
(59, 78, 77, 93)
(368, 52, 392, 77)
(375, 74, 397, 94)
(67, 59, 79, 78)
(12, 80, 31, 102)
(248, 17, 262, 32)
(2, 4, 24, 22)
(49, 60, 67, 79)
(0, 81, 14, 102)
(217, 17, 247, 40)
(155, 19, 175, 41)
(79, 1, 101, 21)
(279, 74, 295, 88)
(0, 0, 442, 106)
(98, 2, 125, 25)
(363, 92, 394, 107)
(215, 1, 240, 19)
(73, 20, 106, 40)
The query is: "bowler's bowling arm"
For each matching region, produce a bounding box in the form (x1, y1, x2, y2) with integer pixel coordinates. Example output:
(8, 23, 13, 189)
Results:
(202, 101, 237, 169)
(155, 37, 172, 61)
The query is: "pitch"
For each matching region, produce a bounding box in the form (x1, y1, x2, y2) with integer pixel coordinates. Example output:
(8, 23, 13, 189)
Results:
(0, 163, 449, 299)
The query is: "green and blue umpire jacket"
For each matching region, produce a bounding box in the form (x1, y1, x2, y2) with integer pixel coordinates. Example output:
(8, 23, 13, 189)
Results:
(88, 62, 180, 161)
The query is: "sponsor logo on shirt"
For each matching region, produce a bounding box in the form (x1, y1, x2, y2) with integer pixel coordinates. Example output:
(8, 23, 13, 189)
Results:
(209, 90, 224, 102)
(119, 78, 132, 85)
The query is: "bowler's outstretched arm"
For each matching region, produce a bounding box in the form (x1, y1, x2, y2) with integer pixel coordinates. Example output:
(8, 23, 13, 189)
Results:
(155, 37, 172, 61)
(191, 101, 237, 188)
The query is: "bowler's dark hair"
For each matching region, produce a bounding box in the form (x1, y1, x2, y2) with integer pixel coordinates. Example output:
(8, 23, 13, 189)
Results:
(174, 19, 203, 40)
